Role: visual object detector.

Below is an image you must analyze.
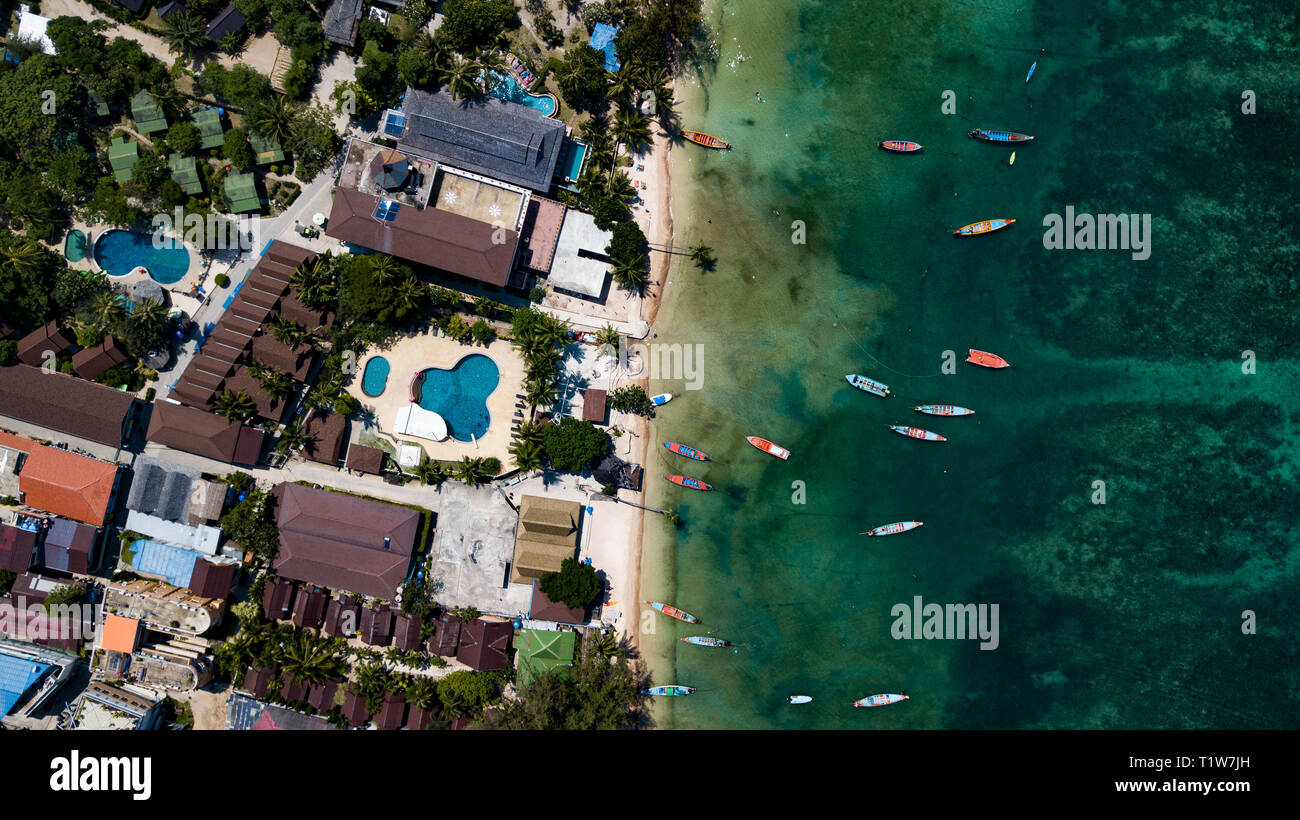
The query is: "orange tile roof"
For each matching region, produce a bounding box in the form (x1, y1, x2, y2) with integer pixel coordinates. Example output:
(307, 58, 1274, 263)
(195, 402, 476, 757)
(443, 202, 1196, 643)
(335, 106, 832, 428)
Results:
(100, 614, 141, 653)
(0, 431, 119, 524)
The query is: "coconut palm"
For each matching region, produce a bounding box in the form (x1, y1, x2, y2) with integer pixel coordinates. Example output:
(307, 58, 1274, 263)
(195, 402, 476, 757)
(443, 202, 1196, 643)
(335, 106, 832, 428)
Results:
(87, 291, 126, 334)
(595, 323, 620, 349)
(214, 389, 255, 422)
(412, 458, 445, 486)
(517, 420, 546, 448)
(275, 420, 309, 455)
(162, 13, 208, 61)
(524, 378, 557, 410)
(576, 167, 608, 203)
(281, 633, 348, 687)
(608, 171, 635, 200)
(444, 54, 481, 101)
(270, 315, 305, 348)
(511, 438, 543, 473)
(607, 65, 638, 105)
(689, 242, 716, 272)
(393, 276, 426, 317)
(0, 240, 46, 278)
(250, 94, 294, 144)
(257, 368, 294, 400)
(614, 107, 652, 153)
(368, 254, 401, 286)
(453, 456, 489, 485)
(244, 356, 271, 382)
(405, 676, 439, 711)
(592, 630, 626, 659)
(579, 113, 609, 143)
(610, 254, 649, 292)
(130, 297, 168, 332)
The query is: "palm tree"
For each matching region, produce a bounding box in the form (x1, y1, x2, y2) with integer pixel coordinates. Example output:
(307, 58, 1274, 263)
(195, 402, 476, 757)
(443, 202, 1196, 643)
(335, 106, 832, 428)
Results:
(524, 378, 557, 410)
(162, 13, 208, 61)
(454, 456, 489, 486)
(475, 48, 505, 86)
(244, 356, 271, 382)
(647, 67, 675, 116)
(270, 315, 305, 348)
(281, 633, 348, 687)
(595, 323, 620, 349)
(689, 242, 716, 272)
(579, 113, 609, 143)
(276, 421, 309, 455)
(511, 438, 543, 473)
(87, 291, 125, 334)
(444, 54, 481, 101)
(214, 389, 255, 422)
(608, 171, 635, 200)
(405, 676, 439, 711)
(517, 420, 546, 448)
(250, 94, 294, 144)
(607, 65, 638, 105)
(412, 458, 444, 486)
(576, 167, 608, 203)
(614, 107, 652, 153)
(0, 240, 46, 278)
(130, 297, 168, 332)
(610, 254, 649, 292)
(592, 630, 626, 659)
(258, 368, 294, 401)
(393, 276, 425, 317)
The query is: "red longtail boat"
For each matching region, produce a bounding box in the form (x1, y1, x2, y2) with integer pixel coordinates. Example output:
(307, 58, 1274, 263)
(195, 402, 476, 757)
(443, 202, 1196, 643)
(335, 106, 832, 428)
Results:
(680, 130, 731, 150)
(966, 349, 1011, 368)
(878, 140, 923, 153)
(665, 474, 712, 491)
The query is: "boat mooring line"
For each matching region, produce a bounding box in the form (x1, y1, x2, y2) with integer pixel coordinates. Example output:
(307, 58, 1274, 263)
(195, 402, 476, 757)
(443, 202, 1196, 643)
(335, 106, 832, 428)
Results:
(834, 319, 945, 380)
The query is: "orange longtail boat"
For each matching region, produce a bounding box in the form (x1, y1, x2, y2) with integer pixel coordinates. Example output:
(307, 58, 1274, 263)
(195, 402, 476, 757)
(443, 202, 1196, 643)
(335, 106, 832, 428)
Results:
(878, 140, 924, 153)
(680, 130, 731, 150)
(746, 436, 791, 460)
(665, 474, 712, 491)
(953, 218, 1015, 236)
(966, 349, 1011, 368)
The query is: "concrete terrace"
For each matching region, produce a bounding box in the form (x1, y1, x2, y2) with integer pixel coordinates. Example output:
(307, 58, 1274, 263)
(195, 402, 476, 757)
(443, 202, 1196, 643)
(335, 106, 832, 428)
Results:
(429, 482, 529, 616)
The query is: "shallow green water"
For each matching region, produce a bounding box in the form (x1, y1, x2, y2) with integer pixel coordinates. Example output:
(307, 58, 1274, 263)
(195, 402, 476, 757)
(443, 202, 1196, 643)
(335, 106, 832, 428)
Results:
(641, 0, 1299, 729)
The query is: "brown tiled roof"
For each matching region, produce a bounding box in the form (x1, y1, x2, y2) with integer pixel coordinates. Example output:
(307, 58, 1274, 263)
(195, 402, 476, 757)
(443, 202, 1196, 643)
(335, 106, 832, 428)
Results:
(428, 613, 461, 656)
(16, 321, 73, 366)
(341, 687, 370, 727)
(306, 677, 341, 713)
(0, 523, 37, 572)
(529, 585, 586, 625)
(323, 593, 360, 637)
(279, 670, 308, 703)
(376, 690, 406, 730)
(41, 518, 98, 574)
(291, 586, 328, 628)
(146, 401, 264, 465)
(392, 611, 421, 651)
(582, 388, 606, 423)
(249, 333, 315, 380)
(71, 336, 128, 381)
(244, 665, 274, 698)
(0, 431, 119, 524)
(271, 483, 420, 601)
(326, 186, 518, 286)
(221, 368, 286, 422)
(360, 604, 394, 646)
(279, 292, 332, 330)
(188, 557, 239, 599)
(405, 706, 432, 730)
(518, 196, 565, 274)
(456, 619, 513, 671)
(261, 575, 296, 620)
(345, 443, 384, 475)
(0, 364, 136, 447)
(303, 411, 347, 465)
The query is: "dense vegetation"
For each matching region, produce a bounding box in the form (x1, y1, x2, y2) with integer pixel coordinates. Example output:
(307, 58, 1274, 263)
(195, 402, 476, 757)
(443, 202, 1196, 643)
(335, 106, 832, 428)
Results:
(538, 558, 602, 608)
(496, 632, 649, 729)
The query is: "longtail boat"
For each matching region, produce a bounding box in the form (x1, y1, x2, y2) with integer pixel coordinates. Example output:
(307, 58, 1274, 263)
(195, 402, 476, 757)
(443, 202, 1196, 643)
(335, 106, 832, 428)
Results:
(646, 601, 700, 623)
(878, 140, 923, 153)
(680, 130, 731, 150)
(746, 436, 791, 460)
(644, 685, 696, 696)
(889, 425, 946, 442)
(789, 695, 813, 704)
(914, 405, 975, 416)
(1026, 61, 1038, 83)
(846, 373, 891, 397)
(864, 521, 923, 537)
(854, 693, 909, 708)
(966, 349, 1011, 368)
(953, 218, 1015, 236)
(664, 474, 712, 491)
(664, 441, 710, 461)
(681, 636, 730, 647)
(968, 128, 1034, 143)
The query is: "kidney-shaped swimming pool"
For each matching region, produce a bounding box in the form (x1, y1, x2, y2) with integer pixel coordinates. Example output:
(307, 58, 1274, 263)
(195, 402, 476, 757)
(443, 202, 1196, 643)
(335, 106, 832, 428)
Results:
(415, 354, 500, 441)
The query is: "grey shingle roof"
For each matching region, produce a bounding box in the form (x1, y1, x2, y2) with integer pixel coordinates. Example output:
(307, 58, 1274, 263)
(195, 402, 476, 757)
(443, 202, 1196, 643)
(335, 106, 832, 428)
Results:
(398, 88, 565, 193)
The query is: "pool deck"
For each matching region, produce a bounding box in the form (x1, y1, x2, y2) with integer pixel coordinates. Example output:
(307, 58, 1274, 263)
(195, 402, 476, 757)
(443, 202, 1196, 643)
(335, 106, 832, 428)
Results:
(346, 330, 527, 469)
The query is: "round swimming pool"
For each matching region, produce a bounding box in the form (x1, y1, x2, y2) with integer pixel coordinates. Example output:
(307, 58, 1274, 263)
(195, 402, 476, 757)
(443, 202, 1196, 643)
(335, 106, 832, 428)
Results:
(362, 356, 390, 397)
(416, 354, 500, 441)
(93, 229, 191, 285)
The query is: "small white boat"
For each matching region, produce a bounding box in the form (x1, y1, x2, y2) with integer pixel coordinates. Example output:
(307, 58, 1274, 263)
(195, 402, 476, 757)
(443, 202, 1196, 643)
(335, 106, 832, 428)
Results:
(651, 393, 673, 406)
(1009, 151, 1016, 166)
(788, 695, 813, 705)
(914, 405, 974, 417)
(854, 693, 909, 708)
(845, 373, 890, 397)
(863, 521, 923, 537)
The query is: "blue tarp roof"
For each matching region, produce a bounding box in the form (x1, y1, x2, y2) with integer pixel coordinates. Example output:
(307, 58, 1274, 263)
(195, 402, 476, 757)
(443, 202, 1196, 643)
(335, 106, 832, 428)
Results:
(0, 653, 51, 716)
(589, 23, 621, 72)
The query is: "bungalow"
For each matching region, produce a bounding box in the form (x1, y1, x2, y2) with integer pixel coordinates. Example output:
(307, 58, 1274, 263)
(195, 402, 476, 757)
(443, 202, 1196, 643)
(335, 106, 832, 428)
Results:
(322, 0, 364, 47)
(130, 90, 168, 134)
(188, 107, 225, 150)
(242, 664, 274, 698)
(224, 171, 261, 213)
(427, 612, 461, 656)
(391, 611, 421, 651)
(456, 618, 512, 671)
(340, 686, 370, 727)
(323, 593, 360, 638)
(108, 137, 141, 183)
(169, 153, 203, 195)
(15, 321, 73, 367)
(291, 585, 328, 629)
(145, 401, 265, 466)
(345, 443, 384, 475)
(376, 690, 406, 730)
(0, 523, 37, 573)
(261, 575, 296, 621)
(514, 628, 576, 687)
(249, 133, 285, 165)
(71, 337, 127, 381)
(206, 6, 246, 43)
(360, 604, 394, 646)
(510, 495, 582, 584)
(188, 557, 238, 600)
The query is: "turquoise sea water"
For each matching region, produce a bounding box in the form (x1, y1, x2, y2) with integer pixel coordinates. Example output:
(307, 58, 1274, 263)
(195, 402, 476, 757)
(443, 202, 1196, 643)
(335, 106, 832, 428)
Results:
(643, 0, 1300, 729)
(94, 229, 190, 284)
(417, 354, 500, 441)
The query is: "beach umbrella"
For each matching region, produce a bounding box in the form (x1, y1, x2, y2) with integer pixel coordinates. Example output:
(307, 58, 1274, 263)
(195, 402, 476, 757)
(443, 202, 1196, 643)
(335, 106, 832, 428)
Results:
(131, 278, 164, 305)
(312, 212, 326, 227)
(142, 348, 170, 370)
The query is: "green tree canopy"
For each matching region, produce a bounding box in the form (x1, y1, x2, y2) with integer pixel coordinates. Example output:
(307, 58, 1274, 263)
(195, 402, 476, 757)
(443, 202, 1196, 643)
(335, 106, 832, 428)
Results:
(538, 558, 602, 609)
(542, 416, 611, 472)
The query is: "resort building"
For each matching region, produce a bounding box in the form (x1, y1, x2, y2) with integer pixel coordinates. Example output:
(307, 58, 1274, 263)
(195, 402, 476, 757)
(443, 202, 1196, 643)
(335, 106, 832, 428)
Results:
(271, 482, 423, 602)
(15, 320, 73, 366)
(145, 401, 265, 466)
(0, 431, 122, 525)
(71, 336, 127, 380)
(225, 171, 261, 213)
(548, 209, 614, 301)
(326, 138, 525, 289)
(169, 153, 203, 195)
(322, 0, 364, 47)
(126, 456, 228, 528)
(62, 681, 163, 730)
(205, 6, 246, 43)
(291, 585, 328, 629)
(427, 611, 461, 656)
(0, 364, 138, 449)
(528, 585, 587, 627)
(456, 618, 513, 671)
(303, 410, 348, 466)
(130, 89, 168, 134)
(514, 628, 576, 687)
(396, 88, 567, 194)
(323, 593, 360, 638)
(345, 442, 385, 475)
(102, 577, 226, 636)
(188, 107, 226, 150)
(108, 136, 140, 182)
(188, 557, 239, 600)
(261, 575, 296, 621)
(510, 494, 582, 584)
(250, 133, 285, 165)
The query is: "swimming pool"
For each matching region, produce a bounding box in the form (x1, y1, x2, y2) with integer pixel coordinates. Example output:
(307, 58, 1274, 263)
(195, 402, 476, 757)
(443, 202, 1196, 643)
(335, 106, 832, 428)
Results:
(93, 229, 190, 285)
(362, 356, 390, 397)
(416, 354, 500, 441)
(124, 539, 199, 588)
(558, 139, 588, 182)
(487, 71, 557, 117)
(64, 229, 87, 262)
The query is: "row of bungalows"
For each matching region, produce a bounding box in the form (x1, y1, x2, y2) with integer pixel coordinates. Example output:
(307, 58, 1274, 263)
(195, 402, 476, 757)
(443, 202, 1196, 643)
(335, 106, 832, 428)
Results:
(235, 668, 440, 730)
